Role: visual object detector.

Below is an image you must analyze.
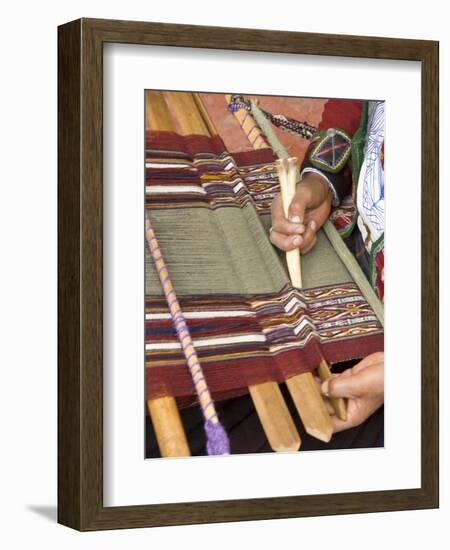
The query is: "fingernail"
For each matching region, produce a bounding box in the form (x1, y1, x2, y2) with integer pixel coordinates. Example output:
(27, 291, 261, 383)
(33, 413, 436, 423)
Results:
(293, 236, 302, 247)
(321, 380, 329, 397)
(289, 215, 303, 223)
(310, 220, 317, 231)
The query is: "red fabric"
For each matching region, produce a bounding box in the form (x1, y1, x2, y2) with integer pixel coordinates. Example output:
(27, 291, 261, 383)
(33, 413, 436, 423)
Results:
(146, 130, 226, 156)
(375, 250, 385, 301)
(199, 93, 327, 162)
(319, 99, 363, 136)
(231, 148, 275, 167)
(146, 333, 384, 405)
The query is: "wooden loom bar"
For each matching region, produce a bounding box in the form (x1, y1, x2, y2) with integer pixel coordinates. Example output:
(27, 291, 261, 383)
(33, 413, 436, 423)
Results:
(192, 93, 219, 137)
(249, 382, 301, 452)
(150, 90, 300, 453)
(164, 92, 209, 136)
(275, 158, 303, 288)
(145, 91, 191, 457)
(317, 359, 347, 421)
(147, 397, 190, 457)
(145, 91, 177, 133)
(276, 157, 333, 442)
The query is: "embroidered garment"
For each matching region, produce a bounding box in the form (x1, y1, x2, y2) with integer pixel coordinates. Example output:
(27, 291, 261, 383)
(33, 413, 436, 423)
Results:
(309, 128, 353, 173)
(356, 101, 385, 250)
(300, 100, 385, 300)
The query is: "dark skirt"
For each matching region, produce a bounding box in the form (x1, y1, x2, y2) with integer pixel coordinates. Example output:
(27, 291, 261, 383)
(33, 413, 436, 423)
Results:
(146, 368, 384, 458)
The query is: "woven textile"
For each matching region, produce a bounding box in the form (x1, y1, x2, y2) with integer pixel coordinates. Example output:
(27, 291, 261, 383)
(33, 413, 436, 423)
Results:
(145, 130, 383, 406)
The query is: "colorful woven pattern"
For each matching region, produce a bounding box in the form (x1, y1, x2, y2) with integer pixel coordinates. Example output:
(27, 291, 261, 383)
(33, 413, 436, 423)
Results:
(145, 129, 383, 407)
(145, 131, 279, 214)
(146, 281, 383, 405)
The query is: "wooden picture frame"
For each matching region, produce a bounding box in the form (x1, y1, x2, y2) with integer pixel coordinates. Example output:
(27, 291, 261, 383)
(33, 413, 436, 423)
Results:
(58, 18, 439, 531)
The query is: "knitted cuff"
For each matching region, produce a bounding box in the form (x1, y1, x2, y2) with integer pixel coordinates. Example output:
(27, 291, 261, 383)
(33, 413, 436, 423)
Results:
(300, 167, 340, 207)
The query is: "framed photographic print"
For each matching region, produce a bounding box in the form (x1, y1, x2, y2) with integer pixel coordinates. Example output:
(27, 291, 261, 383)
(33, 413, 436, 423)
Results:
(58, 18, 439, 530)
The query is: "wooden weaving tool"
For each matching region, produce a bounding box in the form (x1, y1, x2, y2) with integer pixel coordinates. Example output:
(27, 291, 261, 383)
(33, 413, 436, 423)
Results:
(275, 157, 334, 442)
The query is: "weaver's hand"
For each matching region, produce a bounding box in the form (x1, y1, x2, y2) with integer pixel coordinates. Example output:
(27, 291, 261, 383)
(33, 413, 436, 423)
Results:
(321, 352, 384, 433)
(269, 172, 332, 254)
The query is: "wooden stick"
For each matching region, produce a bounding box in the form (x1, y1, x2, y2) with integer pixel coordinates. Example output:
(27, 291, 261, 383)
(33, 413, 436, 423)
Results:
(193, 93, 219, 137)
(147, 397, 191, 457)
(164, 92, 210, 136)
(285, 375, 332, 442)
(276, 157, 334, 442)
(249, 382, 301, 452)
(145, 91, 176, 132)
(275, 158, 302, 288)
(317, 359, 347, 421)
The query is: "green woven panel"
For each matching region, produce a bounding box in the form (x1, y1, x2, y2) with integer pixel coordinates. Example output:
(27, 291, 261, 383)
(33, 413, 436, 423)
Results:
(146, 204, 289, 296)
(146, 205, 353, 296)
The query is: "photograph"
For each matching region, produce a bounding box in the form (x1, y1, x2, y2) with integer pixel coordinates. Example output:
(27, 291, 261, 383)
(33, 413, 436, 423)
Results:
(144, 90, 385, 458)
(55, 17, 438, 530)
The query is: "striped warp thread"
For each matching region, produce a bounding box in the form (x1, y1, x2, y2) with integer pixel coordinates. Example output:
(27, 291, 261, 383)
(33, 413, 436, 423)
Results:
(145, 211, 230, 455)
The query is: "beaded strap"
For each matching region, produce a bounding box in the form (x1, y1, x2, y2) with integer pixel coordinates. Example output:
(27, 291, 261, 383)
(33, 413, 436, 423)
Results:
(145, 211, 230, 455)
(227, 94, 317, 140)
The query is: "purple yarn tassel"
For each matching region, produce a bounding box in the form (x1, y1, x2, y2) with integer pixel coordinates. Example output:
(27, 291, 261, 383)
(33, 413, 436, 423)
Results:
(205, 419, 230, 456)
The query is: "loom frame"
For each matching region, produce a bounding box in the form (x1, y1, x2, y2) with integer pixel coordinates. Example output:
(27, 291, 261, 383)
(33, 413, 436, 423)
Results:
(58, 17, 439, 531)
